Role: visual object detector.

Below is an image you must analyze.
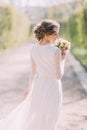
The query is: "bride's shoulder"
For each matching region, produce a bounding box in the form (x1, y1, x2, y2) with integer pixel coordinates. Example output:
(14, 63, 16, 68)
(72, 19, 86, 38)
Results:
(31, 43, 37, 51)
(30, 43, 37, 55)
(50, 44, 61, 54)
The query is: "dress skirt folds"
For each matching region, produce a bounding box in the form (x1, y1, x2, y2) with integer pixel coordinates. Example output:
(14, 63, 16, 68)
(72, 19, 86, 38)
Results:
(0, 73, 62, 130)
(0, 43, 64, 130)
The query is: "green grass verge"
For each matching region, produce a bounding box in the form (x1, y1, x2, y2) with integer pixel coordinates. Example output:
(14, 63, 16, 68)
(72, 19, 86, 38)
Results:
(71, 47, 87, 70)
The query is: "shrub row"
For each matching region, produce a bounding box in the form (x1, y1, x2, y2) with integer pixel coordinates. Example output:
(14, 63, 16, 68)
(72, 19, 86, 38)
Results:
(68, 4, 87, 49)
(0, 5, 30, 49)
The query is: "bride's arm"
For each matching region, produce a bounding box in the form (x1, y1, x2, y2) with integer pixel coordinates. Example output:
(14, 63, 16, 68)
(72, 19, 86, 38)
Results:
(23, 49, 36, 99)
(28, 55, 36, 92)
(54, 48, 66, 79)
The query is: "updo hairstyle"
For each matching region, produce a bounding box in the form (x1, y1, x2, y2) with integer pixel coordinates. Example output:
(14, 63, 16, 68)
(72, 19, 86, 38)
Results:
(33, 19, 60, 41)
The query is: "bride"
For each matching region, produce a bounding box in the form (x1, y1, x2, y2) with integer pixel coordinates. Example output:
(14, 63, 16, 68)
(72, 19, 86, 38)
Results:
(0, 19, 69, 130)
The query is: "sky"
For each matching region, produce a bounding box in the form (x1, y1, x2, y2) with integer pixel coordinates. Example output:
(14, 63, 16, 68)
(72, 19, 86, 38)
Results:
(1, 0, 73, 7)
(24, 0, 72, 7)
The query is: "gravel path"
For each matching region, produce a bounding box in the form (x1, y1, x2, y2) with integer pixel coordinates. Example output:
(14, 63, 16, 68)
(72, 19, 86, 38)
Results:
(0, 43, 87, 130)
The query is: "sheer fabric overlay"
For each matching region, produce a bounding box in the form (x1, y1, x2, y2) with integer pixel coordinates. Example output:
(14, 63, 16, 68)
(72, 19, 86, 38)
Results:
(0, 43, 65, 130)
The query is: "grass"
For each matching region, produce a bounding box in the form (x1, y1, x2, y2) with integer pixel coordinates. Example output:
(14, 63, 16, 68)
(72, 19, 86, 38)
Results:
(71, 47, 87, 70)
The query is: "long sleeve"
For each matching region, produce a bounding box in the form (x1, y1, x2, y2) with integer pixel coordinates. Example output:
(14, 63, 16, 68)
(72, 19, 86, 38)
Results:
(27, 48, 36, 92)
(54, 48, 65, 79)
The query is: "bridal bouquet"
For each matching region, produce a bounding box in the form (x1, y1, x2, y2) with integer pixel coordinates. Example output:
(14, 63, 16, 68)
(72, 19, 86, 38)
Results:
(55, 38, 71, 55)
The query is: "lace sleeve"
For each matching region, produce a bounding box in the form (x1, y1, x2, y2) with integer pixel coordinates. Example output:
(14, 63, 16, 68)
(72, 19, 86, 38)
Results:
(54, 48, 65, 79)
(27, 47, 36, 91)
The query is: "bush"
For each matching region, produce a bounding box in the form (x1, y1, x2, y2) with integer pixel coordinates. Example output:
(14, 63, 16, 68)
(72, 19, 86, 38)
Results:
(60, 22, 70, 40)
(60, 4, 87, 68)
(0, 4, 30, 49)
(81, 5, 87, 48)
(68, 4, 87, 49)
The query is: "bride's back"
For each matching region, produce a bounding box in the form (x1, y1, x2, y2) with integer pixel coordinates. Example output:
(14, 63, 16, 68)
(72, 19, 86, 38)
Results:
(31, 43, 61, 78)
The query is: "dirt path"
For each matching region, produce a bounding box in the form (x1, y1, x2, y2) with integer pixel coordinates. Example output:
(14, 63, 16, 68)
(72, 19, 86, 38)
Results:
(0, 43, 87, 130)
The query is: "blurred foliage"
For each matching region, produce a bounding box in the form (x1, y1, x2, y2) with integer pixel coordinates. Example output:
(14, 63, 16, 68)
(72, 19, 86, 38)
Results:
(68, 5, 87, 49)
(45, 2, 87, 68)
(71, 47, 87, 69)
(46, 3, 73, 22)
(0, 4, 30, 49)
(68, 4, 87, 68)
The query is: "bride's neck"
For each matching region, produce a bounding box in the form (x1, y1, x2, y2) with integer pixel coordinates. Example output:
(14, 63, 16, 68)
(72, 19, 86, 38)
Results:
(39, 39, 50, 45)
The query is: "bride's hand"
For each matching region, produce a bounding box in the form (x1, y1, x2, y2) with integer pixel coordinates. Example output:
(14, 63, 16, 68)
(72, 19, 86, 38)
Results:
(61, 49, 70, 60)
(23, 90, 29, 100)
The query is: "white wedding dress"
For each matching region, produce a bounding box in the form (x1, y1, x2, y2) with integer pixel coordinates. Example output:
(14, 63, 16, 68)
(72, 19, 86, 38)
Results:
(0, 42, 65, 130)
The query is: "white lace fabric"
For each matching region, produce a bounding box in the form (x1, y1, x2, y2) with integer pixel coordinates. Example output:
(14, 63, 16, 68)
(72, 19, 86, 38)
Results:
(54, 48, 65, 79)
(0, 43, 65, 130)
